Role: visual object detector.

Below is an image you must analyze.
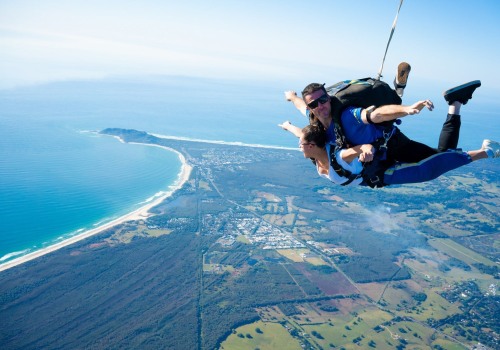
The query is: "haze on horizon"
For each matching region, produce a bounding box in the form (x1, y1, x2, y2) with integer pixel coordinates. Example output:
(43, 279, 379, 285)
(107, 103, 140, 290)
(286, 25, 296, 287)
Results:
(1, 0, 500, 100)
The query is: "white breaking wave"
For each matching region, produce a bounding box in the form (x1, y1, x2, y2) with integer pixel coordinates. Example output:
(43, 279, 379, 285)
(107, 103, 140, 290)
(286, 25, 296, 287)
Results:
(138, 190, 168, 205)
(151, 133, 298, 151)
(0, 249, 31, 262)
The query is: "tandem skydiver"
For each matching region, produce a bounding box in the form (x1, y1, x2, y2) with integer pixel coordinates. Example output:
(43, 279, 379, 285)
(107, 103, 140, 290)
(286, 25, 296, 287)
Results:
(278, 64, 499, 187)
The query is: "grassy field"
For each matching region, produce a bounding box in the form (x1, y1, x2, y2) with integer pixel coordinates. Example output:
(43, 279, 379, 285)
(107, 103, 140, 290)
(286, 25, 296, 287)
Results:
(220, 289, 471, 349)
(256, 306, 285, 323)
(399, 288, 461, 322)
(236, 234, 250, 244)
(219, 321, 302, 350)
(276, 248, 310, 262)
(203, 263, 234, 273)
(198, 180, 212, 191)
(105, 221, 172, 244)
(356, 282, 387, 301)
(388, 320, 467, 350)
(406, 247, 495, 292)
(432, 338, 468, 350)
(255, 191, 281, 203)
(289, 310, 467, 350)
(357, 309, 393, 328)
(287, 300, 387, 348)
(429, 238, 495, 265)
(305, 256, 328, 266)
(263, 213, 295, 226)
(377, 283, 415, 310)
(298, 311, 465, 349)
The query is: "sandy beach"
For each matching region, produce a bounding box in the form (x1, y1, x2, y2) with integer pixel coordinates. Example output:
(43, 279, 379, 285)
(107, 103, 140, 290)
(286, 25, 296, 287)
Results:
(0, 140, 192, 272)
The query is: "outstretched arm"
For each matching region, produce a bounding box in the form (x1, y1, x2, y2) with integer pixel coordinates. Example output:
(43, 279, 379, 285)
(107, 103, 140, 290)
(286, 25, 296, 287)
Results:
(361, 100, 434, 124)
(278, 121, 303, 138)
(285, 90, 308, 117)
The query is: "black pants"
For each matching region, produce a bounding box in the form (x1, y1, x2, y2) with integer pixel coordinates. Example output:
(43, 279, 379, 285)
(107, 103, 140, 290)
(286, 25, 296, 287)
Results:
(438, 113, 461, 151)
(386, 114, 461, 164)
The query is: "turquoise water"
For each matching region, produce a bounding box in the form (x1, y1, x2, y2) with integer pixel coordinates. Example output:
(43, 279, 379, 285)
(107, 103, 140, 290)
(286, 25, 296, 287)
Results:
(0, 76, 294, 262)
(1, 76, 499, 263)
(0, 117, 181, 260)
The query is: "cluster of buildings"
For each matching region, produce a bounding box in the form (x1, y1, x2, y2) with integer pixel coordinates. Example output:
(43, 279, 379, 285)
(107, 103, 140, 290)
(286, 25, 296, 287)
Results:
(306, 240, 353, 256)
(202, 209, 305, 250)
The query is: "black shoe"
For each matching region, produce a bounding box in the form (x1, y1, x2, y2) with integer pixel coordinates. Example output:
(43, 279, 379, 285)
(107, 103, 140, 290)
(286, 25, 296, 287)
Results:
(443, 80, 481, 105)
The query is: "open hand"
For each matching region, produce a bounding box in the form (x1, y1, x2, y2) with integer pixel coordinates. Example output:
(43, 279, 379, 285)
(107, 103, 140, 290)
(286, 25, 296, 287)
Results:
(284, 91, 297, 101)
(278, 121, 292, 130)
(405, 100, 434, 115)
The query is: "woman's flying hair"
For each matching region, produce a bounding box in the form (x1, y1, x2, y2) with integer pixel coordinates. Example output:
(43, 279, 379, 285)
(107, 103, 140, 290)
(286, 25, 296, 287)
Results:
(302, 124, 327, 149)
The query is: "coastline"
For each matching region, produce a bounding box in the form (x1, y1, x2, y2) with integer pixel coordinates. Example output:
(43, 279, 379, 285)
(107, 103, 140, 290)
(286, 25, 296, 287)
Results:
(0, 140, 192, 273)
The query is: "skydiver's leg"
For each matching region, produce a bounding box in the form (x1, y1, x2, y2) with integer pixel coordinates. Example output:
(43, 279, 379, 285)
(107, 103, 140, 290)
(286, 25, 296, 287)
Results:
(386, 130, 437, 164)
(437, 110, 461, 151)
(439, 81, 482, 151)
(482, 139, 500, 158)
(383, 139, 498, 185)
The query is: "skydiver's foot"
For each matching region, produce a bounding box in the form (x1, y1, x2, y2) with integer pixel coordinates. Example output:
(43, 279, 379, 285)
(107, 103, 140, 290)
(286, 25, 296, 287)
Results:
(394, 62, 411, 97)
(482, 139, 500, 158)
(443, 80, 481, 105)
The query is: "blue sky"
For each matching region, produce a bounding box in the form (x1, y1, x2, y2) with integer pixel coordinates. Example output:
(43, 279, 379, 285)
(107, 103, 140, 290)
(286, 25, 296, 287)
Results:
(1, 0, 500, 99)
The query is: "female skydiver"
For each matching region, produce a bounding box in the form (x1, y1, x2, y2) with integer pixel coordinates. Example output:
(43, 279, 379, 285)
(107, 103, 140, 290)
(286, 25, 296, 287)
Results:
(298, 124, 499, 187)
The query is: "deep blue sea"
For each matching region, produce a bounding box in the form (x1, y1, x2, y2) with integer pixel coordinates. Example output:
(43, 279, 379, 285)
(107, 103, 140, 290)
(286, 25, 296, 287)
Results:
(1, 75, 499, 263)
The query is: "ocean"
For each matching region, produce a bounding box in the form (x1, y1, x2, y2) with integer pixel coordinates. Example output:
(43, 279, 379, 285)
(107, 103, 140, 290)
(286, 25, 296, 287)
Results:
(1, 75, 499, 263)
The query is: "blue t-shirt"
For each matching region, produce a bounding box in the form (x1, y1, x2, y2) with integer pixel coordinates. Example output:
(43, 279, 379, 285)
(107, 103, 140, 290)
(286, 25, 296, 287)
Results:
(326, 122, 336, 143)
(340, 106, 384, 145)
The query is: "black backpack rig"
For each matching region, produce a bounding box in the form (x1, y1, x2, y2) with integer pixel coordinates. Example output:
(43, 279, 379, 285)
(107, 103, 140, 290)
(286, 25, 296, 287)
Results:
(313, 78, 402, 187)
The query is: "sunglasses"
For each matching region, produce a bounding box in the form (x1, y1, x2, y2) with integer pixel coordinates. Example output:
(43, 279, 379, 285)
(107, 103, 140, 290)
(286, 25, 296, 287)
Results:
(307, 94, 329, 109)
(299, 141, 316, 148)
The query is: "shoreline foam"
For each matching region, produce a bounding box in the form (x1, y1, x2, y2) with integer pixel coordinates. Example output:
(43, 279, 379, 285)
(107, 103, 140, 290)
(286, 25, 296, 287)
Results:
(0, 139, 192, 273)
(151, 132, 298, 151)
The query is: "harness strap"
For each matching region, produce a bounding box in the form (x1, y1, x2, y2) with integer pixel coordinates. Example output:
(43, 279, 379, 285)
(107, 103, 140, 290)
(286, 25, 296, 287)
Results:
(328, 144, 363, 186)
(372, 126, 397, 159)
(361, 128, 398, 187)
(329, 126, 397, 187)
(340, 173, 363, 186)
